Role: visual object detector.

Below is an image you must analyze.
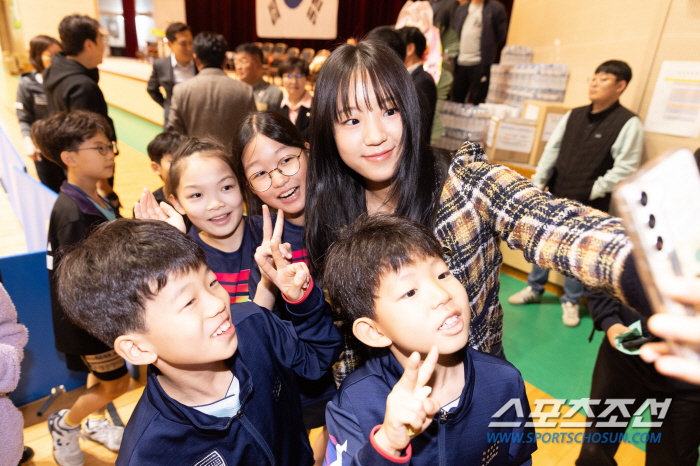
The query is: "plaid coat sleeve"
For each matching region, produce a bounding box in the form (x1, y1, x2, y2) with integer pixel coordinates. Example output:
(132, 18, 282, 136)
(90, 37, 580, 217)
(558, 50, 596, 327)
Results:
(435, 141, 633, 352)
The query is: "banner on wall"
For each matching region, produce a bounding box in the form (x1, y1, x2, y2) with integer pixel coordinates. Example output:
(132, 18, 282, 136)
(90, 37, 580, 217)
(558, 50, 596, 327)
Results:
(256, 0, 338, 39)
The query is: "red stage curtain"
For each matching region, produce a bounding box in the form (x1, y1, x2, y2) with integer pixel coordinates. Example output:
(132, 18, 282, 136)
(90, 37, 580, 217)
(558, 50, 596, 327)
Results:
(184, 0, 512, 52)
(185, 0, 409, 51)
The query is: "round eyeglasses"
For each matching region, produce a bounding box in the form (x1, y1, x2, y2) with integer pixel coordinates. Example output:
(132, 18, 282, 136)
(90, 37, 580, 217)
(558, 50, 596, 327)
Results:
(71, 141, 119, 156)
(247, 150, 302, 192)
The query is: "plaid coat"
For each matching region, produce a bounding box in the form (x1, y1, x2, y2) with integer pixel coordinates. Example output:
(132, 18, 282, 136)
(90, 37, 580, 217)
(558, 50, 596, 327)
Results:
(333, 141, 635, 383)
(436, 141, 632, 352)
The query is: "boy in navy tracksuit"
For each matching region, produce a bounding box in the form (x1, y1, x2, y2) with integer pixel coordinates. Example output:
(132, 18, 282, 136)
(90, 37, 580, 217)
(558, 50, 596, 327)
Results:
(322, 214, 536, 466)
(57, 219, 342, 466)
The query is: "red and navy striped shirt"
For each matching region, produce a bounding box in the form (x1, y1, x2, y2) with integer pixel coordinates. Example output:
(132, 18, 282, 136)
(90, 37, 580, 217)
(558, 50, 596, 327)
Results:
(188, 219, 255, 304)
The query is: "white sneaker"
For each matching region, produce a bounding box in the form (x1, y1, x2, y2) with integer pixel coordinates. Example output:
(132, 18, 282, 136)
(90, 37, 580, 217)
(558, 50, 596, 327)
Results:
(48, 409, 84, 466)
(508, 286, 542, 305)
(562, 302, 580, 327)
(84, 416, 124, 452)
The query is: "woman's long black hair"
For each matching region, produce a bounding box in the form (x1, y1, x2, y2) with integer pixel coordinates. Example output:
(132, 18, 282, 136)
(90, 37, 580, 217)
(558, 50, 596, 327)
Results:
(232, 110, 308, 217)
(305, 39, 440, 280)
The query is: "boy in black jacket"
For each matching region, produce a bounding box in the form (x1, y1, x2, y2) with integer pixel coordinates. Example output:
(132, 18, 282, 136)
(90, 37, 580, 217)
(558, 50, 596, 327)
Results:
(32, 110, 125, 466)
(57, 219, 342, 466)
(44, 14, 120, 210)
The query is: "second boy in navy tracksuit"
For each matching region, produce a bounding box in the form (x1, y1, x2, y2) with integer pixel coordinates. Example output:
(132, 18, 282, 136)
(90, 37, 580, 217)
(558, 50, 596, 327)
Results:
(322, 214, 536, 465)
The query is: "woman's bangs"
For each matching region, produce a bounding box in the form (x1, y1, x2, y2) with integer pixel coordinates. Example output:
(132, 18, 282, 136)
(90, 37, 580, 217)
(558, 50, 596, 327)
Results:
(334, 66, 402, 122)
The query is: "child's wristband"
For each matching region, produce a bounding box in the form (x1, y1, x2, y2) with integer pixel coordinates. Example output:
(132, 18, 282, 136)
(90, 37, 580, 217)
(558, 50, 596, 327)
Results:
(369, 425, 412, 463)
(282, 276, 315, 305)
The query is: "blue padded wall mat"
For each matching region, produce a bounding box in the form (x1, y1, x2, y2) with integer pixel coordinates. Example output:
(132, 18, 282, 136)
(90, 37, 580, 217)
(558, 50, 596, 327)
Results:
(1, 251, 87, 407)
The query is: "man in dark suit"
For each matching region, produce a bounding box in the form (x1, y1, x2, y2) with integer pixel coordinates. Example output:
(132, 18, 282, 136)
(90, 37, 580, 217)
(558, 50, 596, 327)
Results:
(147, 22, 196, 128)
(167, 33, 256, 151)
(398, 26, 437, 134)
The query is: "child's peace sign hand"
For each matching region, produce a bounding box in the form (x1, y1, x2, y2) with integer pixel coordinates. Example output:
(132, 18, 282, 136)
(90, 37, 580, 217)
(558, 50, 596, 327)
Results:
(374, 346, 441, 457)
(255, 205, 293, 281)
(255, 238, 310, 303)
(134, 188, 186, 233)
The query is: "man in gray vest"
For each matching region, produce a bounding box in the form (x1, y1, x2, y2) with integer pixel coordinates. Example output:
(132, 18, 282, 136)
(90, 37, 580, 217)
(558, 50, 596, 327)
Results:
(508, 60, 643, 327)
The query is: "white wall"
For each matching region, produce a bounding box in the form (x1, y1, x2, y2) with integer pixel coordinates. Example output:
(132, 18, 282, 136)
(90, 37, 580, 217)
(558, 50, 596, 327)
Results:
(15, 0, 98, 48)
(152, 0, 185, 32)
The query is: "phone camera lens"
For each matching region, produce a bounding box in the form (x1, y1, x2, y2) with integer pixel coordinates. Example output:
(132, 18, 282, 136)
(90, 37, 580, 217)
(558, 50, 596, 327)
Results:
(649, 214, 655, 228)
(655, 236, 663, 251)
(640, 192, 648, 206)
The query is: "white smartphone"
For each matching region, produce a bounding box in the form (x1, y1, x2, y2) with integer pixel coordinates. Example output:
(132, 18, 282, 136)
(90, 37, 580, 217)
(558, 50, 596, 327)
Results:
(612, 148, 700, 360)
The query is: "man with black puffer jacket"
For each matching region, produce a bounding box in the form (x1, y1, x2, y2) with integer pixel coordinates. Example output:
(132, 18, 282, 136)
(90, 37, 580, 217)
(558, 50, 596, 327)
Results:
(43, 14, 120, 212)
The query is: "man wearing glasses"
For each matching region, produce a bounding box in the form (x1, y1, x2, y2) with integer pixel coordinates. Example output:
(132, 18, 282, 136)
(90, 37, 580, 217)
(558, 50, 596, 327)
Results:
(147, 22, 197, 128)
(234, 43, 283, 113)
(508, 60, 644, 328)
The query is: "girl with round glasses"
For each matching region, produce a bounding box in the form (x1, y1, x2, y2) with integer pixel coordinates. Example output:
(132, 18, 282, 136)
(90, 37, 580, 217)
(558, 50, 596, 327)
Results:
(233, 110, 332, 466)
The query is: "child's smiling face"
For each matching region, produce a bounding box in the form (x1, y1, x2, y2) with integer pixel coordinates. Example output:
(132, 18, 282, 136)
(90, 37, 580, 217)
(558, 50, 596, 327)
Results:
(171, 153, 244, 240)
(371, 255, 470, 359)
(140, 264, 238, 366)
(242, 135, 307, 223)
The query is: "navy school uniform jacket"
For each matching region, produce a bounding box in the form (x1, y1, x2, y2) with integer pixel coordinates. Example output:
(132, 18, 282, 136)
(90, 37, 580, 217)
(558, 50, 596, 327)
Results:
(248, 214, 337, 412)
(116, 286, 343, 466)
(325, 348, 536, 466)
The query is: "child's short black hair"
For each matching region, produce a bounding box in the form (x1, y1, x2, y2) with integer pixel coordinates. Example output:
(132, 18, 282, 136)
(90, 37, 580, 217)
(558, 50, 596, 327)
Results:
(398, 26, 426, 59)
(324, 214, 445, 324)
(595, 60, 632, 85)
(166, 137, 237, 199)
(147, 131, 187, 164)
(58, 14, 100, 56)
(365, 26, 406, 60)
(58, 219, 206, 347)
(31, 110, 114, 170)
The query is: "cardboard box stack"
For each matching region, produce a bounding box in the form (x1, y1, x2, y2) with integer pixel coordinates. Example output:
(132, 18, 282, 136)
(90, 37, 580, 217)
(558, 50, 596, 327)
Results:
(486, 46, 569, 111)
(485, 117, 537, 164)
(435, 102, 491, 151)
(521, 100, 570, 166)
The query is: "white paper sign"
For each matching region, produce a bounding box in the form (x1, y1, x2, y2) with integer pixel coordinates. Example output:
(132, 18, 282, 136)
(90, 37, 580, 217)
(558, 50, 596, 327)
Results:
(256, 0, 338, 39)
(495, 122, 536, 153)
(542, 113, 565, 142)
(644, 61, 700, 138)
(524, 104, 540, 121)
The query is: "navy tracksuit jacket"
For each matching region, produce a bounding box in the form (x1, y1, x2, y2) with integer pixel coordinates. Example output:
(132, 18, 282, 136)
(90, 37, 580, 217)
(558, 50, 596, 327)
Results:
(116, 286, 342, 466)
(324, 348, 537, 466)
